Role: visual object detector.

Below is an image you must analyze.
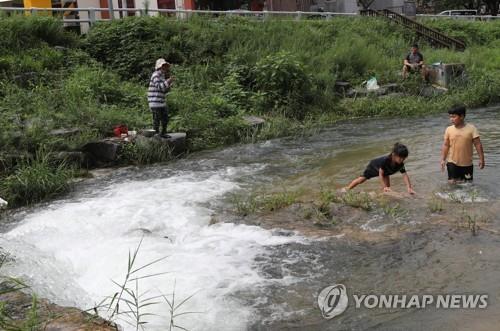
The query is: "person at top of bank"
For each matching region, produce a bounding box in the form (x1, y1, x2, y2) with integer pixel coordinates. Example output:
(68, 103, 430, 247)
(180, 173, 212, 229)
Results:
(402, 43, 426, 80)
(441, 105, 485, 184)
(344, 143, 416, 195)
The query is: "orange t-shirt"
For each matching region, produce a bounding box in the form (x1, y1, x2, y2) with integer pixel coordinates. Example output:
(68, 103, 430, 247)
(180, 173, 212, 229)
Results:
(444, 123, 480, 167)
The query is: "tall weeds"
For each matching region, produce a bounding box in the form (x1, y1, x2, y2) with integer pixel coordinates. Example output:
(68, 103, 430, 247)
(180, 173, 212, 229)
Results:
(0, 149, 73, 207)
(94, 238, 199, 331)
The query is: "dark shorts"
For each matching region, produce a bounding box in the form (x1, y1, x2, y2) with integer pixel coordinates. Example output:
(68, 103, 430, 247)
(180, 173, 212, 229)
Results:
(362, 168, 379, 180)
(447, 162, 473, 181)
(404, 64, 423, 71)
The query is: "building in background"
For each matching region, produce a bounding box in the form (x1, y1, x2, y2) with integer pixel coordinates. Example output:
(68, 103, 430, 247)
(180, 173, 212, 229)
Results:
(192, 0, 405, 14)
(265, 0, 314, 11)
(0, 0, 21, 7)
(0, 0, 408, 15)
(311, 0, 405, 13)
(0, 0, 195, 15)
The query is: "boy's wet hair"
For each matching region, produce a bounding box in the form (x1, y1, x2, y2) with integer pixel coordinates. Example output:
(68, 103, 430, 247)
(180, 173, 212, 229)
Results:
(392, 143, 409, 158)
(412, 43, 419, 48)
(448, 105, 466, 116)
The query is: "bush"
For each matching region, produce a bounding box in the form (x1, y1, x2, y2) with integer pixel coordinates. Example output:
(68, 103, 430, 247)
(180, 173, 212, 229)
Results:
(251, 52, 312, 118)
(84, 17, 185, 81)
(0, 15, 77, 55)
(63, 66, 145, 107)
(421, 19, 500, 46)
(0, 47, 66, 84)
(169, 99, 247, 150)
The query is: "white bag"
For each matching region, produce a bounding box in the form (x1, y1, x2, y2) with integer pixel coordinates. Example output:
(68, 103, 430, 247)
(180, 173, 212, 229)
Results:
(366, 77, 379, 90)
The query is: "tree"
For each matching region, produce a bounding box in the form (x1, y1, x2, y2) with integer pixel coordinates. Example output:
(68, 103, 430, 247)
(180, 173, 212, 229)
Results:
(430, 0, 498, 14)
(484, 0, 499, 15)
(431, 0, 479, 11)
(357, 0, 376, 10)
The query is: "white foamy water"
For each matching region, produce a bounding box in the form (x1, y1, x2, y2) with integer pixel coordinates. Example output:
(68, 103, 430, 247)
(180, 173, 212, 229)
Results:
(0, 166, 304, 331)
(360, 215, 388, 232)
(434, 184, 489, 203)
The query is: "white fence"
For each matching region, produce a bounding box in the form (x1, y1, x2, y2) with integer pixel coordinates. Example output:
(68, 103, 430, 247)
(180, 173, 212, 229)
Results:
(0, 7, 497, 33)
(0, 7, 360, 32)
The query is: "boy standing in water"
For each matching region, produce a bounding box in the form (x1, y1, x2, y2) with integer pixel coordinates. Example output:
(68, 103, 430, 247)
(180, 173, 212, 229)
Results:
(441, 105, 485, 183)
(345, 143, 416, 194)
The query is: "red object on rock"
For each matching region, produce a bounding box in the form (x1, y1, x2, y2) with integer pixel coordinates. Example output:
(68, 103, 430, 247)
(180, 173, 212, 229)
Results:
(113, 125, 128, 137)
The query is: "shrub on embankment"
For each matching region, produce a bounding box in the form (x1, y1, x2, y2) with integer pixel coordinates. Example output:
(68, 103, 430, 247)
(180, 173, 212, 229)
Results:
(0, 15, 499, 208)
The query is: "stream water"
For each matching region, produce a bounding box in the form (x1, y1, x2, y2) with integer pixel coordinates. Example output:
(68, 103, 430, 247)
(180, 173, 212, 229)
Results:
(1, 105, 499, 330)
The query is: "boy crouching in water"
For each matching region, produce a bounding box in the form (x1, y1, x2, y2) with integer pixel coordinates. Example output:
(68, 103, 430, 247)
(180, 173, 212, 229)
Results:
(345, 143, 416, 194)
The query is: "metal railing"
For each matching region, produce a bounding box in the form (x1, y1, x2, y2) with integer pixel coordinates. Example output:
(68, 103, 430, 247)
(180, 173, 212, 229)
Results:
(0, 7, 361, 32)
(361, 9, 467, 50)
(417, 13, 500, 20)
(0, 6, 497, 32)
(0, 7, 357, 19)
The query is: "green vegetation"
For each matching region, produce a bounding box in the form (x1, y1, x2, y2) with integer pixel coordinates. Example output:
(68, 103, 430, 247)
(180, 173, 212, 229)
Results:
(0, 150, 73, 208)
(428, 196, 444, 213)
(319, 187, 342, 206)
(231, 189, 301, 216)
(380, 201, 409, 218)
(455, 207, 487, 236)
(0, 254, 37, 331)
(304, 203, 337, 227)
(0, 295, 41, 331)
(1, 15, 499, 208)
(231, 193, 259, 216)
(319, 188, 373, 211)
(262, 190, 301, 211)
(338, 191, 373, 211)
(119, 137, 175, 165)
(91, 238, 197, 331)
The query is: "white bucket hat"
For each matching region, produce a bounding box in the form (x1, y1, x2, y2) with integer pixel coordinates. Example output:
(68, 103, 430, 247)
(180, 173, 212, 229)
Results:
(155, 58, 170, 70)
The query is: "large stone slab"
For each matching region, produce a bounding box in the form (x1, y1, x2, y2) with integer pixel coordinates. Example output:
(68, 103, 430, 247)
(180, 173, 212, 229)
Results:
(242, 115, 266, 127)
(54, 151, 90, 168)
(81, 140, 121, 166)
(334, 81, 352, 96)
(380, 83, 401, 93)
(0, 282, 118, 331)
(420, 85, 448, 97)
(348, 87, 389, 98)
(49, 128, 81, 137)
(81, 133, 187, 167)
(151, 132, 187, 155)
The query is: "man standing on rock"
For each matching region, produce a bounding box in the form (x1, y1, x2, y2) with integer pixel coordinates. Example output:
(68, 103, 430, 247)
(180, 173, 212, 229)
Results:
(148, 58, 174, 138)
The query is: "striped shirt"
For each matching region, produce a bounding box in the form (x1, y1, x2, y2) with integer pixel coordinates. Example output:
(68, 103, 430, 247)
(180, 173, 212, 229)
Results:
(148, 70, 171, 108)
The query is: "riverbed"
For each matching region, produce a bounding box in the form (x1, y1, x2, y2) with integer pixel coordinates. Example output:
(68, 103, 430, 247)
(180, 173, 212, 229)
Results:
(1, 105, 499, 330)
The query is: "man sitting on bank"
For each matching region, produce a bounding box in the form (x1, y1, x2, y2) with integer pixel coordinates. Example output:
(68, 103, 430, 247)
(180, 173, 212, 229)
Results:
(402, 44, 426, 80)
